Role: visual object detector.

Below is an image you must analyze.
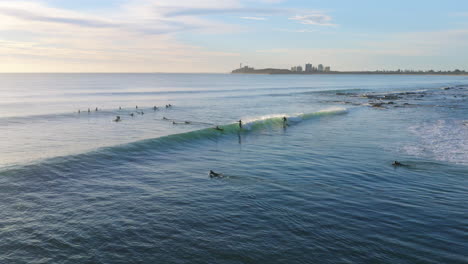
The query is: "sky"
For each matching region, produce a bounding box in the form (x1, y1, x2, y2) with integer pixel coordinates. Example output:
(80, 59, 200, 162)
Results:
(1, 0, 468, 72)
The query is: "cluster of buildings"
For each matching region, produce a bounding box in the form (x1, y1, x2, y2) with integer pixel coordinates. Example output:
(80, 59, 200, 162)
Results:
(291, 63, 331, 73)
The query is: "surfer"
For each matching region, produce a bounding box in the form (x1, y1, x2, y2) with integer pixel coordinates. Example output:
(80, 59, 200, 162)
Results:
(119, 106, 122, 110)
(185, 121, 191, 124)
(209, 170, 223, 178)
(392, 161, 405, 166)
(238, 120, 242, 129)
(114, 116, 121, 122)
(136, 105, 138, 109)
(153, 106, 158, 111)
(215, 126, 224, 131)
(130, 113, 134, 117)
(163, 116, 168, 120)
(283, 116, 288, 127)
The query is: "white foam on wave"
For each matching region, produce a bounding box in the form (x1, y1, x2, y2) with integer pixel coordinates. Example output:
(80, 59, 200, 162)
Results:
(241, 107, 347, 130)
(404, 119, 468, 165)
(315, 107, 347, 114)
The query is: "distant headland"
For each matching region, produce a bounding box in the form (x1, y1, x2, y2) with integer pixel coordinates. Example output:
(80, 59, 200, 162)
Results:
(232, 63, 468, 75)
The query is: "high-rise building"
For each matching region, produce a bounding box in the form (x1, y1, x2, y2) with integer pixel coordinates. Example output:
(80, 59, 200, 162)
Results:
(318, 64, 324, 72)
(324, 66, 331, 72)
(305, 63, 313, 72)
(296, 66, 303, 72)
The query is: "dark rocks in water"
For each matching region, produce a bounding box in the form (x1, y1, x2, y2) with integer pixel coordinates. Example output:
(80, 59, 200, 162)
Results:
(383, 95, 401, 100)
(361, 93, 401, 101)
(362, 94, 379, 99)
(370, 102, 385, 108)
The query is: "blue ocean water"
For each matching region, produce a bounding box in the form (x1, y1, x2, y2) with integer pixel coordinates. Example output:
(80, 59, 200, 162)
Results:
(0, 73, 467, 263)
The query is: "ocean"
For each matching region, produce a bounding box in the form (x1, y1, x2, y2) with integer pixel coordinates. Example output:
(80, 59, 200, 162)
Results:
(0, 73, 467, 263)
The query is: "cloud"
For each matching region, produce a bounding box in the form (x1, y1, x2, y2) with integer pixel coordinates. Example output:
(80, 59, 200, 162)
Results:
(289, 14, 336, 26)
(450, 12, 468, 17)
(164, 7, 285, 17)
(256, 48, 289, 53)
(275, 28, 317, 33)
(0, 7, 119, 28)
(240, 16, 267, 20)
(0, 0, 245, 72)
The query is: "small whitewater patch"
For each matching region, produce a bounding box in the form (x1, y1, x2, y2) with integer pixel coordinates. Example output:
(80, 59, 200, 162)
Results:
(403, 119, 468, 165)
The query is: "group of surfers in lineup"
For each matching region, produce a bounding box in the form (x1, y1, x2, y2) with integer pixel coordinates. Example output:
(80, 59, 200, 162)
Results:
(77, 104, 173, 122)
(106, 105, 289, 131)
(114, 104, 173, 122)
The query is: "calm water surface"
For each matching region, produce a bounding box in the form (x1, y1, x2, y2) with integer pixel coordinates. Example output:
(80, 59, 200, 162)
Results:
(0, 74, 467, 263)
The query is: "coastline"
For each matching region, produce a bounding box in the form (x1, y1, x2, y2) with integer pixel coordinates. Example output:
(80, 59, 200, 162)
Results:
(231, 68, 468, 76)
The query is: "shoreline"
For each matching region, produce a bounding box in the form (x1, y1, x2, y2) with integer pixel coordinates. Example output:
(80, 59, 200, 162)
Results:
(231, 71, 468, 76)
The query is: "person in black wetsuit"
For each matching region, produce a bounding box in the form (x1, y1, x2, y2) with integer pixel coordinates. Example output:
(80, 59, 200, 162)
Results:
(238, 120, 242, 129)
(215, 126, 224, 131)
(283, 116, 288, 127)
(209, 170, 223, 178)
(392, 161, 405, 166)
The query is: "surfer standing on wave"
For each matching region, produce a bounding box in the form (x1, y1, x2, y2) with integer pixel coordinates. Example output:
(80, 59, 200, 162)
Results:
(283, 116, 288, 127)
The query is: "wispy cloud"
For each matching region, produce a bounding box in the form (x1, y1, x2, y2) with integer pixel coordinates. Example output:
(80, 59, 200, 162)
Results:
(0, 7, 119, 28)
(256, 48, 289, 53)
(164, 7, 285, 17)
(450, 12, 468, 16)
(289, 14, 336, 26)
(275, 28, 317, 33)
(240, 16, 267, 20)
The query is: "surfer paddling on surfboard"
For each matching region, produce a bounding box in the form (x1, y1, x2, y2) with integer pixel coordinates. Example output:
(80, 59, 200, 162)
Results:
(209, 170, 223, 178)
